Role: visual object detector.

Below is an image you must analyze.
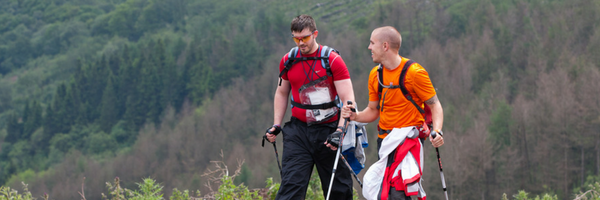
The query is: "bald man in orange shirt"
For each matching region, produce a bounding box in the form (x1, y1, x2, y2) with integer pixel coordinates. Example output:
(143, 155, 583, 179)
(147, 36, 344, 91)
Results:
(341, 26, 445, 199)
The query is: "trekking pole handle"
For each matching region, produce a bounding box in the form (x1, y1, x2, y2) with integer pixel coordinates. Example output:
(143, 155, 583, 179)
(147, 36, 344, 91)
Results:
(347, 101, 356, 113)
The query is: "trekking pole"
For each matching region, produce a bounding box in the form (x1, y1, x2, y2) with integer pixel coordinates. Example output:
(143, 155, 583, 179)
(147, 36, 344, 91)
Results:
(262, 135, 282, 177)
(340, 154, 363, 188)
(431, 131, 449, 200)
(326, 101, 355, 200)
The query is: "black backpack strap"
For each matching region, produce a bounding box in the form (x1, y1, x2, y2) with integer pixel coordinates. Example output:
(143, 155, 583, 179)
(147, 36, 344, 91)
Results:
(398, 60, 426, 114)
(279, 46, 336, 86)
(377, 60, 425, 114)
(281, 46, 342, 111)
(377, 65, 383, 110)
(299, 76, 328, 92)
(290, 98, 340, 110)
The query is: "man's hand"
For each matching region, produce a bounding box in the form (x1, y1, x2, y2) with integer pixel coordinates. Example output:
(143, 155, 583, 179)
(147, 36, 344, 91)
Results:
(341, 103, 356, 121)
(265, 125, 281, 143)
(430, 130, 444, 148)
(265, 132, 276, 143)
(324, 130, 342, 150)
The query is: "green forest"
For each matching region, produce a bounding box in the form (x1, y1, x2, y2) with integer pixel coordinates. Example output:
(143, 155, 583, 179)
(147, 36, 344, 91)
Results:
(0, 0, 599, 199)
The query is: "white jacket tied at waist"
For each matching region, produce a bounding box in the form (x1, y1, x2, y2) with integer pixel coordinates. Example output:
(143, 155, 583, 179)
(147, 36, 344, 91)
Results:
(362, 126, 426, 200)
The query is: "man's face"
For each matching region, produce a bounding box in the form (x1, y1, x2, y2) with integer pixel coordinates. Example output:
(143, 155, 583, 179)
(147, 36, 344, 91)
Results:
(368, 31, 383, 63)
(292, 28, 317, 54)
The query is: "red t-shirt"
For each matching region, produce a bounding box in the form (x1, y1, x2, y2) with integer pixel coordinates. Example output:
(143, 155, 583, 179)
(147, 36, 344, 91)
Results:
(279, 45, 351, 123)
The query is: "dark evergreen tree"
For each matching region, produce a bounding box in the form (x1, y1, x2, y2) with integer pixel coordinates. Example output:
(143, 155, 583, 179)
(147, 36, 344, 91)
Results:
(155, 39, 179, 110)
(123, 56, 147, 129)
(4, 113, 22, 143)
(116, 45, 135, 119)
(23, 100, 43, 139)
(21, 101, 30, 125)
(97, 73, 119, 132)
(84, 58, 108, 122)
(187, 61, 213, 104)
(186, 44, 214, 104)
(138, 50, 162, 125)
(43, 104, 58, 137)
(108, 52, 121, 76)
(52, 83, 72, 134)
(70, 63, 86, 124)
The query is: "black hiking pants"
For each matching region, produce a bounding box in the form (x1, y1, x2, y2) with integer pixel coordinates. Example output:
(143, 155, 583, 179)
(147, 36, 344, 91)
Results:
(275, 117, 353, 200)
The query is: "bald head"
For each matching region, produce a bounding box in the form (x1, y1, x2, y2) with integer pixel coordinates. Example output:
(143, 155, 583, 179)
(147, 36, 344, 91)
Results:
(373, 26, 402, 51)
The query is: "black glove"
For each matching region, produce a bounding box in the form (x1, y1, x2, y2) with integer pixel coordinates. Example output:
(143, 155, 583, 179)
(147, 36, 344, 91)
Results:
(266, 125, 282, 136)
(327, 131, 343, 148)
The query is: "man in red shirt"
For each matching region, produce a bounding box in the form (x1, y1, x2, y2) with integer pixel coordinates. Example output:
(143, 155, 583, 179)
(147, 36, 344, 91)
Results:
(265, 15, 356, 199)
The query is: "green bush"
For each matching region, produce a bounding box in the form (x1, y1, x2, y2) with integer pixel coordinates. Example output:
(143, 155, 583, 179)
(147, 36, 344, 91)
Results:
(574, 182, 600, 200)
(214, 174, 260, 200)
(169, 188, 192, 200)
(129, 178, 164, 200)
(0, 182, 46, 200)
(502, 190, 559, 200)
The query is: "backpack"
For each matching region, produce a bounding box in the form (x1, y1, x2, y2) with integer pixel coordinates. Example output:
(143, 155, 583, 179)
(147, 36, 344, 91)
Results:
(278, 46, 341, 111)
(377, 59, 433, 138)
(278, 46, 339, 86)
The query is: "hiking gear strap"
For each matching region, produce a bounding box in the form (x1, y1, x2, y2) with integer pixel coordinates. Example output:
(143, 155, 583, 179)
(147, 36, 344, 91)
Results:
(377, 60, 426, 116)
(279, 46, 339, 108)
(279, 46, 338, 86)
(398, 60, 426, 114)
(290, 97, 340, 110)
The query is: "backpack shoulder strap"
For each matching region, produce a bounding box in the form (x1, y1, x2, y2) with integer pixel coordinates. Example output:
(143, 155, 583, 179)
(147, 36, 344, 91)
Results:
(399, 60, 425, 114)
(279, 46, 339, 85)
(278, 47, 299, 86)
(377, 64, 384, 110)
(320, 46, 338, 78)
(376, 64, 402, 111)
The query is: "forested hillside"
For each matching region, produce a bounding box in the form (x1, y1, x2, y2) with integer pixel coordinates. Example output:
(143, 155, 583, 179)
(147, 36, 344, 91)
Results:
(0, 0, 285, 188)
(1, 0, 599, 199)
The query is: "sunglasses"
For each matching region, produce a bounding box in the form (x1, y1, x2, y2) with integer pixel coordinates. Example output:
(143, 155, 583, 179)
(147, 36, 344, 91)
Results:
(292, 31, 316, 43)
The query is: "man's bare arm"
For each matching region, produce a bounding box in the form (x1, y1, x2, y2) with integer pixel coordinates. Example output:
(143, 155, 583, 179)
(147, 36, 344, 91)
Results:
(425, 94, 444, 133)
(334, 79, 356, 128)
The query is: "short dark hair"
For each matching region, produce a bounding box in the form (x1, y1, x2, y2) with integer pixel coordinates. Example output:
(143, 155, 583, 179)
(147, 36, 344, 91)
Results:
(291, 15, 317, 33)
(374, 26, 402, 51)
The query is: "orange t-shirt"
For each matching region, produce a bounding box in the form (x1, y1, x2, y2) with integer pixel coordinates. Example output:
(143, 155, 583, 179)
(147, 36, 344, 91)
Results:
(368, 57, 436, 138)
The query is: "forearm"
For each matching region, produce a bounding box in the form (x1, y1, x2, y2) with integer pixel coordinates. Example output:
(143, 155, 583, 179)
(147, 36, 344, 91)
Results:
(426, 95, 444, 131)
(273, 94, 288, 126)
(273, 81, 291, 126)
(354, 101, 380, 123)
(334, 79, 355, 128)
(431, 102, 443, 131)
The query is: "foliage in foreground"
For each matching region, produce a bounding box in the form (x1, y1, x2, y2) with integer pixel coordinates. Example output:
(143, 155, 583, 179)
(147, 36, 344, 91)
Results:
(3, 176, 598, 200)
(0, 157, 366, 200)
(499, 180, 600, 200)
